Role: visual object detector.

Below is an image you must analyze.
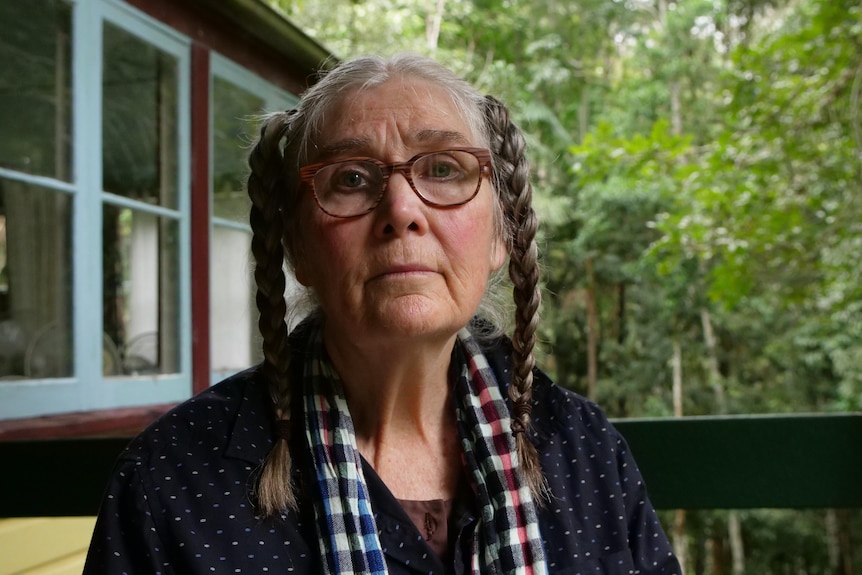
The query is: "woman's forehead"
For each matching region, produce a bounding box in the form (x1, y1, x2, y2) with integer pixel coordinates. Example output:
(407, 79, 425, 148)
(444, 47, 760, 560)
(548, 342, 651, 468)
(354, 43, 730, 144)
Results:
(314, 78, 477, 152)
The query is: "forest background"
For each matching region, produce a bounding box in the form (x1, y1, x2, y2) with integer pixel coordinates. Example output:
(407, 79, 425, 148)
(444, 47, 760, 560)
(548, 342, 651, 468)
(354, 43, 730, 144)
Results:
(269, 0, 861, 573)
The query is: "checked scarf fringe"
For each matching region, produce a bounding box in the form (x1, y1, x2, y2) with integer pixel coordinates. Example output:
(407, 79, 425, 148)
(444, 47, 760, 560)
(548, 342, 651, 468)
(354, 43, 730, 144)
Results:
(302, 322, 548, 575)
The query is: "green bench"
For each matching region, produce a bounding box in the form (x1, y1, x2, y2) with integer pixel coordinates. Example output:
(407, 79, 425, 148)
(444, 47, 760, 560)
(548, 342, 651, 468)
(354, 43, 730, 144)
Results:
(1, 414, 860, 517)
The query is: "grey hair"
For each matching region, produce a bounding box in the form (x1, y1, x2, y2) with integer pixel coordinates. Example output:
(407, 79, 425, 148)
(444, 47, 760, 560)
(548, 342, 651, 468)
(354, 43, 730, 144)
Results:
(290, 54, 491, 165)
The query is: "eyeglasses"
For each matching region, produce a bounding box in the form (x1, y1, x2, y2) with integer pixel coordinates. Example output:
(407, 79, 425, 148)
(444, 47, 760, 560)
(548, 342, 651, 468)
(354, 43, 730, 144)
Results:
(298, 147, 492, 218)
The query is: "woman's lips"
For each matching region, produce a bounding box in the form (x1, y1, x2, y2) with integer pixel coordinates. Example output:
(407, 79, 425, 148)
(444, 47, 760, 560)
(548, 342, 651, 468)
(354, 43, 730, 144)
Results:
(372, 264, 435, 280)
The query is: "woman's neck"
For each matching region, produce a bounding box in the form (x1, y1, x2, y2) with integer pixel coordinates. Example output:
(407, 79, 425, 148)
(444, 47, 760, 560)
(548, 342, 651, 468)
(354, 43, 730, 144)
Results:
(322, 328, 463, 500)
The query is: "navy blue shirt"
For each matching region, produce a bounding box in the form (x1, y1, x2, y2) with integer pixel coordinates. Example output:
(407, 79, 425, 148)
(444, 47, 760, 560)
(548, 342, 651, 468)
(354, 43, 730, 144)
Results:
(84, 335, 681, 574)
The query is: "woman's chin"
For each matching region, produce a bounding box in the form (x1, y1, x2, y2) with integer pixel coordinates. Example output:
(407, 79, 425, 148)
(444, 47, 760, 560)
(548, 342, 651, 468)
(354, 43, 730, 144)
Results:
(363, 297, 469, 342)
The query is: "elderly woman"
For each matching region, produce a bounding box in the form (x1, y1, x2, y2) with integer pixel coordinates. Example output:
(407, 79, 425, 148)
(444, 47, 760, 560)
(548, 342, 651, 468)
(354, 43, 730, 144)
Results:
(85, 54, 681, 575)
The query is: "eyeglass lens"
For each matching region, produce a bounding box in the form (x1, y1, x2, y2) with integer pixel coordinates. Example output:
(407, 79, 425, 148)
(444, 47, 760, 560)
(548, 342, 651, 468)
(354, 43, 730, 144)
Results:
(313, 150, 482, 217)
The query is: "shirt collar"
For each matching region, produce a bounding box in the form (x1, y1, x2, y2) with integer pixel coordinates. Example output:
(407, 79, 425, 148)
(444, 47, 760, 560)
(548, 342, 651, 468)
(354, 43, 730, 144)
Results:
(223, 367, 277, 465)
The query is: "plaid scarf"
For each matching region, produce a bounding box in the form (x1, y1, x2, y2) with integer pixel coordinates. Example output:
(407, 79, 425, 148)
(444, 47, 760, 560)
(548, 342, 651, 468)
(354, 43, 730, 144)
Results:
(302, 323, 548, 575)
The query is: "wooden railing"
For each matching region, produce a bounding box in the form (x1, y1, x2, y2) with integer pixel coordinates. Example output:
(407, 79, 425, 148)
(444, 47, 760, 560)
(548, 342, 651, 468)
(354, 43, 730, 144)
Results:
(614, 413, 862, 509)
(1, 414, 860, 517)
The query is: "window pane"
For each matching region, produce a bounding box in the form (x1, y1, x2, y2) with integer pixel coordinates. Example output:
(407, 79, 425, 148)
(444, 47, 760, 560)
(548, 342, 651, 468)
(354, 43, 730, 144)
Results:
(210, 76, 266, 377)
(210, 226, 259, 374)
(0, 181, 72, 379)
(212, 77, 264, 223)
(102, 23, 179, 208)
(0, 0, 72, 180)
(103, 205, 180, 376)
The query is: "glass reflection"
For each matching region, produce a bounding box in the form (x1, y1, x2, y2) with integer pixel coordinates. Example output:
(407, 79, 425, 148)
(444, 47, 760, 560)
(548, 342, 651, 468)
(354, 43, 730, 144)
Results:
(212, 77, 264, 223)
(102, 22, 179, 208)
(210, 77, 265, 376)
(0, 183, 72, 379)
(103, 205, 180, 376)
(0, 0, 72, 180)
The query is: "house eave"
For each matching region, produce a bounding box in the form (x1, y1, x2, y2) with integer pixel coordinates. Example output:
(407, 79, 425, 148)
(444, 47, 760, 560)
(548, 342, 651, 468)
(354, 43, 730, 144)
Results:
(188, 0, 336, 72)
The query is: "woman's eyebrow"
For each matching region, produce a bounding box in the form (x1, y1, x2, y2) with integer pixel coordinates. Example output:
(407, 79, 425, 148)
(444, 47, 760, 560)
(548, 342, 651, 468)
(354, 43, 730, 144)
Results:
(314, 130, 470, 160)
(315, 138, 372, 158)
(412, 129, 471, 145)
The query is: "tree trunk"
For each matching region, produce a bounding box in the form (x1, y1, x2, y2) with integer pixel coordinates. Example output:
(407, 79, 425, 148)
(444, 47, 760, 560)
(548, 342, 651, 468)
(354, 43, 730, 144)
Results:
(711, 526, 725, 575)
(670, 80, 682, 136)
(838, 509, 854, 575)
(701, 307, 744, 575)
(727, 511, 744, 575)
(425, 0, 446, 51)
(700, 308, 726, 413)
(659, 2, 687, 564)
(672, 337, 684, 417)
(585, 258, 598, 400)
(673, 509, 688, 573)
(617, 284, 626, 344)
(671, 338, 687, 571)
(828, 509, 841, 575)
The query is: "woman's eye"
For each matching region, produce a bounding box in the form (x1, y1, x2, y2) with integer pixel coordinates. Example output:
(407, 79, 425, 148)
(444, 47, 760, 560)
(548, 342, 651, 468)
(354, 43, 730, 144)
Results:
(421, 157, 463, 180)
(327, 162, 379, 192)
(336, 171, 366, 188)
(429, 162, 454, 178)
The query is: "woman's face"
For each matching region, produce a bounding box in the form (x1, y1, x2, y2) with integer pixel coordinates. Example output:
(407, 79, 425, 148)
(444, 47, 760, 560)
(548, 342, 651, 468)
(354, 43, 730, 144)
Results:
(293, 78, 505, 351)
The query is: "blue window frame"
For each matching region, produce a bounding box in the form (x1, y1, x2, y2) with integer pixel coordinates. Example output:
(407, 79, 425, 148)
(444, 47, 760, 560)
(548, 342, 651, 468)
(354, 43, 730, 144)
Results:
(0, 0, 192, 420)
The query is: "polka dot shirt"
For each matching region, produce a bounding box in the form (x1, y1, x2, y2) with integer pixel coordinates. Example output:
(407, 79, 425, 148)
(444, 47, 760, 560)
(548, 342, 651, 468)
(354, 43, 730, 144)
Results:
(83, 336, 681, 575)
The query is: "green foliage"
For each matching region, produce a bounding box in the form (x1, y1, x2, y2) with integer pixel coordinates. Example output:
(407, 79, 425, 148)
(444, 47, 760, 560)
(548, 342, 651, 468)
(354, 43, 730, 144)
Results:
(270, 0, 862, 418)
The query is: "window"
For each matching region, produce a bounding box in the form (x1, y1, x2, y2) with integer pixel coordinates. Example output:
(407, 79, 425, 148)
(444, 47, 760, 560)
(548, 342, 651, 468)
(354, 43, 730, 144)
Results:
(0, 0, 73, 382)
(0, 0, 191, 420)
(209, 55, 296, 382)
(102, 21, 182, 378)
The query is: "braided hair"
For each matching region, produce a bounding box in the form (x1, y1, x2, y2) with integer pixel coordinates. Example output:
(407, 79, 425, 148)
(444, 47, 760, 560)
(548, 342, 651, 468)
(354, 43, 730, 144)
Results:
(484, 96, 548, 501)
(246, 55, 546, 516)
(246, 110, 298, 514)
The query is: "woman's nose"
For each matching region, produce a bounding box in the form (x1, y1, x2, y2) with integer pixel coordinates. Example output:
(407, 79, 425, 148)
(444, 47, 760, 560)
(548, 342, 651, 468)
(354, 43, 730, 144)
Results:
(373, 172, 429, 237)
